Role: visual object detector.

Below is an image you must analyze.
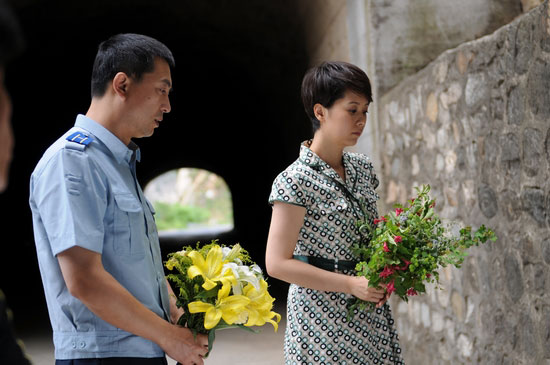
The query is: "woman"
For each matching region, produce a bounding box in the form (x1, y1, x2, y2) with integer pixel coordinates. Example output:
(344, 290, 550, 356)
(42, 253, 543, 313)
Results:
(265, 61, 404, 364)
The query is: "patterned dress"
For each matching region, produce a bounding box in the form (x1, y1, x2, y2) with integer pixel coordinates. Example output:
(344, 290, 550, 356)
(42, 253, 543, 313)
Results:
(269, 143, 404, 365)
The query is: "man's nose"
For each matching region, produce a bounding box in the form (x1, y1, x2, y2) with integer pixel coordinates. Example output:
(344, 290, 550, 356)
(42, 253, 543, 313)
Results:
(162, 98, 171, 114)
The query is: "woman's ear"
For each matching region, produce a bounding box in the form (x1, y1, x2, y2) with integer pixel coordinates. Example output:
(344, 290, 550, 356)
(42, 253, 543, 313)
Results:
(112, 72, 129, 98)
(313, 103, 325, 123)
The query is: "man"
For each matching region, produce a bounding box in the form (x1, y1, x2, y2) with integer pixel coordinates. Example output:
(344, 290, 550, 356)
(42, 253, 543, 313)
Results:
(29, 33, 207, 365)
(0, 1, 31, 364)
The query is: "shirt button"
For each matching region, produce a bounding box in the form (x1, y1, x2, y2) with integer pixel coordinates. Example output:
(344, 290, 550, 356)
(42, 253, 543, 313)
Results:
(79, 341, 86, 348)
(71, 341, 76, 349)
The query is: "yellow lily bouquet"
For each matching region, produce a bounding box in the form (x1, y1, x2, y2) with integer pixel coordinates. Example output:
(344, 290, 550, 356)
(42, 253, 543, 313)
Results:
(165, 240, 281, 355)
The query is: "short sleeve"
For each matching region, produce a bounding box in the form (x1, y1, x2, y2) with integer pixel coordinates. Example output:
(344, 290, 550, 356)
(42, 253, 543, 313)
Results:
(30, 147, 107, 256)
(268, 169, 307, 207)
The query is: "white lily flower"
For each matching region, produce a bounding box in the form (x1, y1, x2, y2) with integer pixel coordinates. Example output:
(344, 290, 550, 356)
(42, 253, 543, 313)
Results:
(222, 263, 262, 293)
(222, 244, 242, 262)
(251, 264, 263, 275)
(221, 246, 232, 258)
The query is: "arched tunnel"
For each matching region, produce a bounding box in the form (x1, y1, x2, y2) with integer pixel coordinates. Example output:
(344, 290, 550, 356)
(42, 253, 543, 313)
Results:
(1, 0, 312, 330)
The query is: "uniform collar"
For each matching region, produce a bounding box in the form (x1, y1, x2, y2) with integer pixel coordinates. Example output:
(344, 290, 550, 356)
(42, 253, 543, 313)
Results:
(298, 141, 357, 190)
(74, 114, 140, 164)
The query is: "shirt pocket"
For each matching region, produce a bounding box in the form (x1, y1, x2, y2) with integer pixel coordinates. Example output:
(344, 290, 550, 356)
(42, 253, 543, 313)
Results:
(113, 193, 145, 259)
(145, 198, 156, 219)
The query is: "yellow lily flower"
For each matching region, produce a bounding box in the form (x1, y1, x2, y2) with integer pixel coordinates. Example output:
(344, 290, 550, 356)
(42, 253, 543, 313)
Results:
(188, 245, 235, 290)
(242, 279, 281, 331)
(188, 283, 250, 330)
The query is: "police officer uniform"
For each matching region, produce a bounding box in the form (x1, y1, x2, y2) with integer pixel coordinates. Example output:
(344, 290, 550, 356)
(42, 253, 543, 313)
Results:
(29, 114, 170, 361)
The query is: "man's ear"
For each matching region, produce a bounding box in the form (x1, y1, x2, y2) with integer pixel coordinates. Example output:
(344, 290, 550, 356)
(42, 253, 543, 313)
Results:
(112, 72, 130, 98)
(313, 103, 326, 123)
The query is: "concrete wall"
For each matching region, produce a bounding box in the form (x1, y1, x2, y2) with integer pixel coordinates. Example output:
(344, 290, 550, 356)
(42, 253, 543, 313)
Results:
(376, 3, 550, 363)
(297, 0, 351, 65)
(365, 0, 522, 96)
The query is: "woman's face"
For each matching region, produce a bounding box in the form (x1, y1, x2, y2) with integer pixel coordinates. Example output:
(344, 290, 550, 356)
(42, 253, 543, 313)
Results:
(315, 89, 369, 148)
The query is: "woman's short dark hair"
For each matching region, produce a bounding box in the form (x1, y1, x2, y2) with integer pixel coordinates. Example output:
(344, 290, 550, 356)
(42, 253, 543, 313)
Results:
(301, 61, 373, 133)
(91, 33, 175, 97)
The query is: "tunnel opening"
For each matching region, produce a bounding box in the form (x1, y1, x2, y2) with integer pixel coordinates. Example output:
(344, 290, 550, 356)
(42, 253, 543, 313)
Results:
(144, 167, 234, 240)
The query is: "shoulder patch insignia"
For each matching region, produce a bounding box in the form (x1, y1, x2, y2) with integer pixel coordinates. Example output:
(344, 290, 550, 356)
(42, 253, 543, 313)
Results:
(66, 132, 93, 146)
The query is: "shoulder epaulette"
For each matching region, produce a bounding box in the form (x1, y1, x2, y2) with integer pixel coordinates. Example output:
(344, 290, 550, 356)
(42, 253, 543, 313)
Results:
(65, 132, 93, 151)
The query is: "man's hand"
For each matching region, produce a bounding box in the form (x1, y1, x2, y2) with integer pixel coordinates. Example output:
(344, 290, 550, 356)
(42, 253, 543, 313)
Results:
(162, 326, 208, 365)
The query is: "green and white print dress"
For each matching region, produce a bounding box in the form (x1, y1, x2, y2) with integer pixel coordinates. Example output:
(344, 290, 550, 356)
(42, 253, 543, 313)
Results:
(269, 143, 404, 365)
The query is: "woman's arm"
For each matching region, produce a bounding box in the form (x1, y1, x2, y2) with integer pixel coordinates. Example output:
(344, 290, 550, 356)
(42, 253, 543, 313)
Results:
(265, 202, 387, 305)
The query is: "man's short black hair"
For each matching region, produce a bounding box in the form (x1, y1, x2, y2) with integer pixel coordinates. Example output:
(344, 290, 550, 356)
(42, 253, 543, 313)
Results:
(91, 33, 175, 97)
(301, 61, 373, 133)
(0, 0, 25, 67)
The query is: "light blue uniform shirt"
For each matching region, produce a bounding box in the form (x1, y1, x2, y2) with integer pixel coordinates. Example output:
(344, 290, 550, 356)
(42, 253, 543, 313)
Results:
(29, 115, 170, 359)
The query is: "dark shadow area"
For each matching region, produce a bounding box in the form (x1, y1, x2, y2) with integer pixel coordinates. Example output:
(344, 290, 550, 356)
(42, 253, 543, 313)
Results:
(1, 0, 310, 334)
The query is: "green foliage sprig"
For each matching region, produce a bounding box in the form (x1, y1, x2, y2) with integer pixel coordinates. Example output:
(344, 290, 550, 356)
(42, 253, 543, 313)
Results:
(349, 185, 497, 314)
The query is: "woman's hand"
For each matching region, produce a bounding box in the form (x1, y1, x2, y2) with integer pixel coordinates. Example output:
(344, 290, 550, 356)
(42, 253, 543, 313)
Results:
(348, 276, 389, 308)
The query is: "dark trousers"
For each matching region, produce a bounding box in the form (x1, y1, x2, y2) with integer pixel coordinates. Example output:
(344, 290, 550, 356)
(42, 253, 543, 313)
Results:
(56, 357, 168, 365)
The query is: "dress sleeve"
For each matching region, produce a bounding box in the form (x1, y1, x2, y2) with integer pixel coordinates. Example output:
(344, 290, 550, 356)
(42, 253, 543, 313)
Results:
(268, 169, 307, 207)
(31, 147, 107, 256)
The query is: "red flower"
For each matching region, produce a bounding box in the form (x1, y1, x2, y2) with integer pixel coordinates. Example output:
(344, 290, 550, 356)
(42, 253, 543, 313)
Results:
(373, 216, 387, 225)
(379, 266, 394, 278)
(395, 208, 404, 216)
(429, 202, 436, 208)
(395, 259, 411, 271)
(407, 288, 417, 296)
(387, 280, 395, 294)
(426, 273, 432, 279)
(394, 236, 402, 243)
(383, 242, 390, 252)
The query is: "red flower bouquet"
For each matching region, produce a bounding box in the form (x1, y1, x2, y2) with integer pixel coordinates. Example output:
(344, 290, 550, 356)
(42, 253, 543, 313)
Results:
(349, 185, 497, 313)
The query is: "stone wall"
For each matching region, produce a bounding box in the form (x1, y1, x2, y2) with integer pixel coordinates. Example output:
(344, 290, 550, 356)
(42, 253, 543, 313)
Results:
(377, 2, 550, 364)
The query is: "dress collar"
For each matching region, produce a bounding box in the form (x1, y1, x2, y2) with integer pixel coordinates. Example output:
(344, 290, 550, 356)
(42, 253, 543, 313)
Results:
(74, 114, 140, 164)
(298, 141, 357, 190)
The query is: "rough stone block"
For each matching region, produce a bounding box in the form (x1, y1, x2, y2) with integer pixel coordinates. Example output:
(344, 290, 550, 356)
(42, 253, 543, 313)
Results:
(543, 238, 550, 265)
(522, 127, 543, 177)
(514, 16, 536, 75)
(507, 85, 525, 126)
(521, 187, 546, 225)
(504, 252, 524, 301)
(478, 184, 498, 218)
(500, 133, 520, 162)
(426, 92, 439, 122)
(451, 291, 465, 321)
(465, 73, 490, 109)
(527, 58, 550, 119)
